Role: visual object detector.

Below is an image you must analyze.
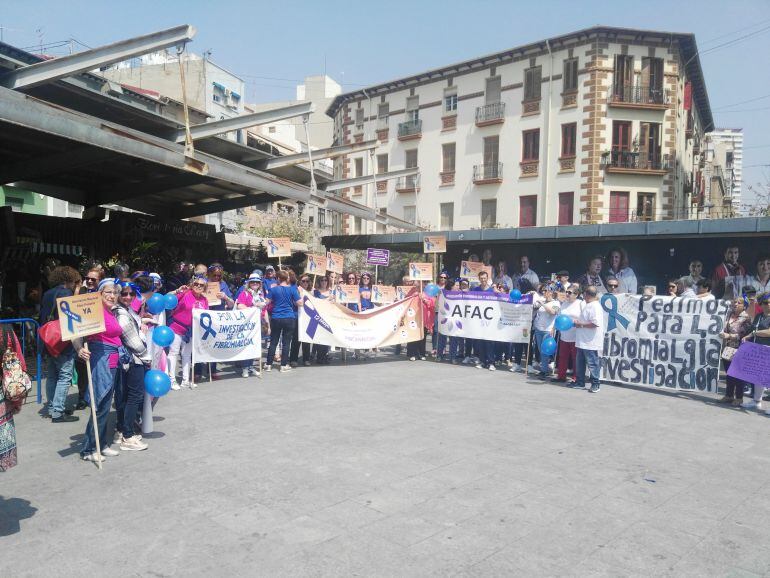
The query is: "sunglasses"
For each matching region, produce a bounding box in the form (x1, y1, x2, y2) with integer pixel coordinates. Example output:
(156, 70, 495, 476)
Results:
(300, 279, 310, 284)
(120, 291, 136, 297)
(85, 277, 99, 283)
(192, 282, 206, 288)
(607, 284, 619, 288)
(566, 291, 576, 295)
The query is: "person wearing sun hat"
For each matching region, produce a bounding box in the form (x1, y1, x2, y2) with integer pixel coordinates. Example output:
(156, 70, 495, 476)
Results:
(236, 272, 267, 377)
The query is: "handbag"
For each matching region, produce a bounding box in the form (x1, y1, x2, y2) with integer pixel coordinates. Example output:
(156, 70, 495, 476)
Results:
(721, 346, 737, 361)
(2, 348, 32, 401)
(39, 319, 68, 357)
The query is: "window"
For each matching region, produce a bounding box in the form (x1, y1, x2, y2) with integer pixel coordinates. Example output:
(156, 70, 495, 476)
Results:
(612, 121, 632, 152)
(440, 202, 454, 230)
(485, 76, 501, 105)
(355, 108, 364, 128)
(524, 66, 542, 101)
(404, 205, 416, 224)
(563, 58, 578, 92)
(406, 96, 419, 122)
(354, 157, 363, 177)
(519, 195, 537, 227)
(558, 192, 574, 225)
(522, 129, 540, 161)
(442, 143, 456, 173)
(212, 94, 221, 103)
(481, 199, 497, 228)
(613, 55, 633, 99)
(483, 135, 499, 166)
(609, 191, 630, 223)
(376, 153, 388, 174)
(405, 149, 418, 169)
(318, 208, 327, 228)
(726, 151, 734, 168)
(377, 103, 389, 124)
(637, 193, 655, 221)
(444, 89, 457, 113)
(639, 122, 662, 167)
(641, 57, 664, 95)
(353, 216, 362, 234)
(561, 123, 577, 157)
(268, 126, 276, 134)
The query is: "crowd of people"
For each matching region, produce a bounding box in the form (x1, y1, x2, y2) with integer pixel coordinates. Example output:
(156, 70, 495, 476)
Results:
(0, 244, 768, 470)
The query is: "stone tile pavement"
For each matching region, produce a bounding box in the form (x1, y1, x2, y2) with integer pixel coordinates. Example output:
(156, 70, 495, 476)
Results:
(2, 352, 770, 577)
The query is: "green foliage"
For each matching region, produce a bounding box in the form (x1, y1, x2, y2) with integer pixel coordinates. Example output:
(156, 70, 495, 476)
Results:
(248, 208, 315, 245)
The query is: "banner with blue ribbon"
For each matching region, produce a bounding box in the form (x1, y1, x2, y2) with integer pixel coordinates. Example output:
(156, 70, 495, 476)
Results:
(302, 297, 333, 339)
(198, 313, 217, 340)
(59, 301, 82, 333)
(600, 293, 630, 331)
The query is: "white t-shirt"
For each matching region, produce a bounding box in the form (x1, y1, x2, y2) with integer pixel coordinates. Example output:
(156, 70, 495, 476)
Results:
(575, 300, 605, 351)
(533, 299, 560, 332)
(559, 299, 584, 343)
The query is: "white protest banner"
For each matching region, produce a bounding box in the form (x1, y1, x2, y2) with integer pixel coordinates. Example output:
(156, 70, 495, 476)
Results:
(437, 291, 533, 343)
(600, 294, 730, 392)
(192, 308, 262, 363)
(299, 293, 423, 349)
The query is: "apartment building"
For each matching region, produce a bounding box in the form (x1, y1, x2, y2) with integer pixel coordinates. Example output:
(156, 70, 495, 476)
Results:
(326, 26, 713, 233)
(705, 128, 743, 210)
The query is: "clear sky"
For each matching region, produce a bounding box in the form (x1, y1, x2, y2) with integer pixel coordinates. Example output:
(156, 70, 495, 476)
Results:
(2, 0, 769, 208)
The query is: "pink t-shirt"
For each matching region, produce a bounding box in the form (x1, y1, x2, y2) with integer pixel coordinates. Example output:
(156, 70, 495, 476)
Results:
(169, 290, 209, 336)
(88, 305, 123, 368)
(237, 290, 267, 320)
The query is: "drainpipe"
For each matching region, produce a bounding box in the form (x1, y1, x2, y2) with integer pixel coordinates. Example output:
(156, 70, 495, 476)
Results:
(362, 88, 375, 232)
(542, 39, 554, 227)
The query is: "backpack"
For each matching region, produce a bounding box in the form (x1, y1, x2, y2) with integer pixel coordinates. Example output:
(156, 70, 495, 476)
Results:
(2, 348, 32, 401)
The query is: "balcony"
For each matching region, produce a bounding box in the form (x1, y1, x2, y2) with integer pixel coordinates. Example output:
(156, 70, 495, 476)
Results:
(440, 171, 455, 186)
(601, 150, 670, 175)
(397, 119, 422, 141)
(395, 173, 420, 193)
(473, 162, 503, 184)
(609, 84, 668, 110)
(475, 102, 505, 126)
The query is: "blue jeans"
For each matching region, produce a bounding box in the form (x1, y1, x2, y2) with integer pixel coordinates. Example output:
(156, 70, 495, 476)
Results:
(81, 368, 117, 455)
(575, 348, 601, 389)
(449, 337, 462, 361)
(533, 330, 551, 375)
(116, 364, 145, 438)
(266, 317, 296, 367)
(46, 349, 75, 418)
(477, 339, 494, 367)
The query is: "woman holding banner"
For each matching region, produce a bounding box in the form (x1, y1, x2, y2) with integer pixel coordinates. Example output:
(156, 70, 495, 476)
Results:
(718, 297, 752, 406)
(75, 279, 125, 463)
(312, 276, 333, 364)
(236, 273, 267, 377)
(265, 270, 302, 373)
(289, 275, 314, 367)
(168, 276, 209, 390)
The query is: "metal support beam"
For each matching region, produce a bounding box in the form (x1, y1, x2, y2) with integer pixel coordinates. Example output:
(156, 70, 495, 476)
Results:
(0, 147, 115, 184)
(254, 139, 378, 170)
(0, 25, 196, 90)
(173, 192, 276, 219)
(169, 102, 314, 143)
(88, 173, 212, 206)
(321, 167, 418, 192)
(6, 181, 89, 206)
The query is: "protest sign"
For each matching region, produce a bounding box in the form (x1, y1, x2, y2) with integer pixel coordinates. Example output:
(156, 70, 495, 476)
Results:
(306, 253, 327, 276)
(366, 248, 390, 266)
(727, 342, 770, 387)
(437, 291, 533, 343)
(396, 286, 416, 301)
(205, 281, 222, 306)
(335, 284, 360, 304)
(372, 285, 396, 304)
(408, 262, 433, 281)
(327, 252, 344, 274)
(298, 293, 423, 348)
(266, 237, 291, 258)
(460, 261, 493, 280)
(192, 308, 262, 364)
(600, 294, 730, 392)
(56, 292, 105, 341)
(423, 236, 446, 254)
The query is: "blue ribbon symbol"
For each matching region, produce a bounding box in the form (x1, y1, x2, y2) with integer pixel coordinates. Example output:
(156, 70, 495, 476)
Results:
(59, 301, 82, 333)
(303, 297, 332, 338)
(268, 240, 277, 254)
(600, 293, 630, 331)
(199, 313, 217, 340)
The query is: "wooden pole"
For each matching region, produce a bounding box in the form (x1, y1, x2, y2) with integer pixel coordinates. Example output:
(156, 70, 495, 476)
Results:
(209, 362, 212, 383)
(83, 344, 102, 470)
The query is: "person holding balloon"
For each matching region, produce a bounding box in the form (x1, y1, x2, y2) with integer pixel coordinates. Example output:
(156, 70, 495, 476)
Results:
(113, 280, 152, 451)
(532, 283, 561, 379)
(553, 285, 581, 384)
(168, 275, 209, 389)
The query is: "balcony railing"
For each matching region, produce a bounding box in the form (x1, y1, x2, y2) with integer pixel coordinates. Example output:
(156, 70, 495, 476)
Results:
(475, 102, 505, 125)
(397, 119, 422, 140)
(395, 173, 420, 192)
(601, 150, 669, 172)
(609, 84, 668, 107)
(473, 162, 503, 183)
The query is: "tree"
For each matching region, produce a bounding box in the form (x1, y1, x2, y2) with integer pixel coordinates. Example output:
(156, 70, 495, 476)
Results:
(746, 173, 770, 217)
(248, 207, 316, 245)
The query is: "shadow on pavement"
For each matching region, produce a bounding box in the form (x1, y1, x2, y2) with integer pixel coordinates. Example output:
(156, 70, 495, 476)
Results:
(0, 496, 37, 537)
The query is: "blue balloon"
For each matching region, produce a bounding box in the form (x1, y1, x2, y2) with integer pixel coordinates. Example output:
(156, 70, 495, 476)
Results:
(554, 314, 574, 332)
(424, 283, 441, 297)
(147, 293, 165, 315)
(163, 293, 178, 310)
(144, 369, 171, 397)
(540, 336, 558, 356)
(152, 325, 174, 348)
(509, 289, 522, 302)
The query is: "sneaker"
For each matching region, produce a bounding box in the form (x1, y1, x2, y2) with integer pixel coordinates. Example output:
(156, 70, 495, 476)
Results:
(420, 356, 427, 361)
(731, 399, 743, 407)
(570, 382, 586, 389)
(290, 361, 298, 368)
(589, 384, 601, 393)
(242, 368, 250, 378)
(101, 447, 120, 457)
(113, 431, 124, 445)
(303, 361, 311, 367)
(475, 364, 484, 369)
(717, 396, 734, 404)
(742, 400, 760, 410)
(409, 357, 417, 361)
(171, 381, 181, 391)
(461, 357, 471, 365)
(488, 365, 496, 372)
(180, 380, 191, 389)
(514, 365, 525, 373)
(264, 365, 272, 372)
(451, 359, 460, 365)
(52, 414, 80, 423)
(120, 436, 148, 451)
(249, 367, 261, 376)
(189, 381, 198, 389)
(81, 452, 105, 463)
(280, 365, 293, 373)
(471, 356, 480, 364)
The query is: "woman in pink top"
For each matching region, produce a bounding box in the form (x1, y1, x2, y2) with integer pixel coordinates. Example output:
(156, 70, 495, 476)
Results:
(75, 279, 125, 463)
(168, 275, 209, 390)
(236, 273, 267, 377)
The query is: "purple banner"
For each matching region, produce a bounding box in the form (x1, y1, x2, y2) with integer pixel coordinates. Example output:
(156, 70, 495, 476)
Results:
(442, 290, 533, 304)
(366, 248, 390, 266)
(727, 342, 770, 387)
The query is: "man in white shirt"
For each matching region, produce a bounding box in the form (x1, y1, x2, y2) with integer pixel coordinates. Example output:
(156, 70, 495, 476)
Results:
(571, 286, 605, 393)
(493, 260, 513, 291)
(511, 256, 539, 291)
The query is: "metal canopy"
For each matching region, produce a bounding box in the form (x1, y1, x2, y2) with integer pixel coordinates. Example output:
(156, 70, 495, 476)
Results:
(322, 167, 419, 192)
(254, 139, 378, 169)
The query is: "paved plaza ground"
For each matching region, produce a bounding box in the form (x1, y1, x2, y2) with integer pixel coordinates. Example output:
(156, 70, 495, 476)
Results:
(3, 352, 770, 577)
